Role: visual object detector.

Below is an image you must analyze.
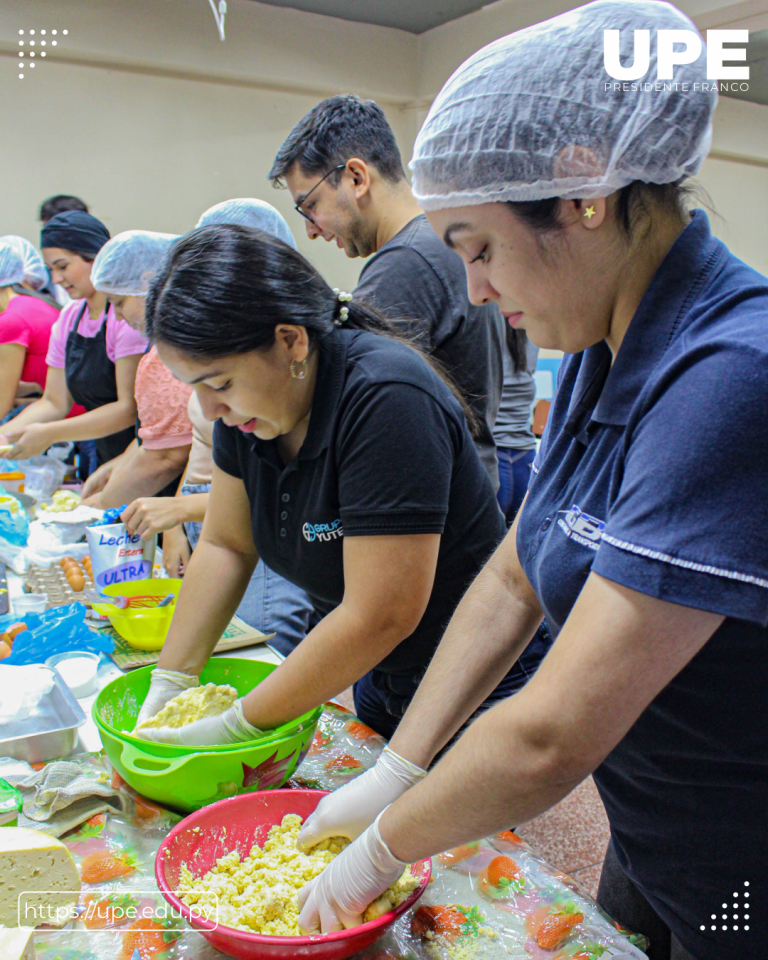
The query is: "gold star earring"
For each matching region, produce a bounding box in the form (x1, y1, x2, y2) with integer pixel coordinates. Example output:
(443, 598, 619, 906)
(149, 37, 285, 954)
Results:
(583, 205, 596, 220)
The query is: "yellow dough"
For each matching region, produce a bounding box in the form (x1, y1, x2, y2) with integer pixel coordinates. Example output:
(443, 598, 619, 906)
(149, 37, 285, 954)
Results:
(176, 813, 418, 935)
(40, 491, 81, 513)
(137, 683, 238, 729)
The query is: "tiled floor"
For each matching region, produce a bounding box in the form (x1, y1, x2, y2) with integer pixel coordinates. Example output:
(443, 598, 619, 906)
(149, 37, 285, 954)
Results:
(334, 688, 610, 899)
(516, 776, 610, 899)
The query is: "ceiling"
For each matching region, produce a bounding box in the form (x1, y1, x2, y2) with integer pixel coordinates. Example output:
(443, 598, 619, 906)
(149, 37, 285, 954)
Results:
(723, 28, 768, 107)
(247, 1, 768, 103)
(248, 0, 492, 34)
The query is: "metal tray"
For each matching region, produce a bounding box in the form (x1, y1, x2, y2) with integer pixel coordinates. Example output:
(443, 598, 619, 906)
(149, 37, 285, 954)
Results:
(0, 665, 86, 763)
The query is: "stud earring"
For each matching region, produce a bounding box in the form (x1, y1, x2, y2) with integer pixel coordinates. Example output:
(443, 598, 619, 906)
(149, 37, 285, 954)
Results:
(583, 205, 596, 220)
(290, 358, 308, 380)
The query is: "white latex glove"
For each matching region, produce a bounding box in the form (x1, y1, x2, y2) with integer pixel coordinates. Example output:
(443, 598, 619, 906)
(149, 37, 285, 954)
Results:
(298, 812, 407, 934)
(134, 668, 200, 728)
(297, 747, 426, 851)
(134, 698, 265, 746)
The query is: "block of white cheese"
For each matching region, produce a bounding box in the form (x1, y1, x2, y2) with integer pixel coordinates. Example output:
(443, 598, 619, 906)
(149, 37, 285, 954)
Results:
(0, 926, 36, 960)
(0, 829, 80, 928)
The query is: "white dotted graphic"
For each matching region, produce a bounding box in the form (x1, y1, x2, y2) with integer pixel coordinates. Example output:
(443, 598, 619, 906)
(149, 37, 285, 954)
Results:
(701, 882, 752, 933)
(16, 27, 67, 78)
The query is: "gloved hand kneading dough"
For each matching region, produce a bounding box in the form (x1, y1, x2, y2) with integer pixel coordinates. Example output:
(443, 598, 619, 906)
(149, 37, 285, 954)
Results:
(297, 747, 426, 851)
(298, 812, 407, 934)
(134, 668, 200, 728)
(134, 698, 265, 746)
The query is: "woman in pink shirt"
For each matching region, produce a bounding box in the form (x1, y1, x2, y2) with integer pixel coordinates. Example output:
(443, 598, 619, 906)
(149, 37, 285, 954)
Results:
(1, 212, 146, 464)
(81, 231, 192, 508)
(0, 237, 60, 420)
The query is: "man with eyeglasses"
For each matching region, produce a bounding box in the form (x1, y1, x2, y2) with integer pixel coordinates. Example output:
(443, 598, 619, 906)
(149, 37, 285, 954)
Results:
(269, 95, 505, 488)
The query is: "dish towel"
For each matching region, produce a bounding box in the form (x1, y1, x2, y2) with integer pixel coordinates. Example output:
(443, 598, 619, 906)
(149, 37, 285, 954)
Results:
(1, 758, 125, 836)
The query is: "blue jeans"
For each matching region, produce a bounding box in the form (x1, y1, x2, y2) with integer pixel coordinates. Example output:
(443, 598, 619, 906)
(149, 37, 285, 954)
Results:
(181, 482, 313, 653)
(353, 620, 553, 744)
(76, 439, 99, 480)
(0, 405, 27, 426)
(497, 447, 536, 527)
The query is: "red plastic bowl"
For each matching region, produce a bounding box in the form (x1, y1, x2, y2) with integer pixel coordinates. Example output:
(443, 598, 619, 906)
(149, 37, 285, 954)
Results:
(155, 789, 431, 960)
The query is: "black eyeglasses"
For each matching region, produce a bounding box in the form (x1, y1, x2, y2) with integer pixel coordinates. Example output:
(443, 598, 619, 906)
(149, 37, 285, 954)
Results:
(294, 164, 347, 223)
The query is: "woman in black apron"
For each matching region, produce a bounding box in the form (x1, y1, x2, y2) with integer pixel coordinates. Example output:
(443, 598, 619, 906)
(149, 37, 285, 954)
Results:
(1, 212, 144, 467)
(64, 301, 137, 464)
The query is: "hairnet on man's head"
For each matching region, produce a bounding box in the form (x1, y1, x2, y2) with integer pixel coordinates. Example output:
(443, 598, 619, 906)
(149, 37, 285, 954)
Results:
(411, 0, 717, 211)
(196, 199, 298, 250)
(0, 236, 48, 290)
(91, 231, 178, 297)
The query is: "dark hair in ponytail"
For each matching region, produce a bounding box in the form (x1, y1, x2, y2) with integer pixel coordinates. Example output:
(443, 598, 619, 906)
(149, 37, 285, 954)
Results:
(146, 224, 478, 432)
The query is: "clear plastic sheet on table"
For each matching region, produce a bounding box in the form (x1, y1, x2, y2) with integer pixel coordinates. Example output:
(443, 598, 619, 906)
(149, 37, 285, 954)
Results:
(30, 704, 646, 960)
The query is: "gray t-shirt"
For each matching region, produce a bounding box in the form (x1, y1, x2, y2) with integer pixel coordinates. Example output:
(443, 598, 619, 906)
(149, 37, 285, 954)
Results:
(492, 338, 538, 451)
(354, 215, 504, 488)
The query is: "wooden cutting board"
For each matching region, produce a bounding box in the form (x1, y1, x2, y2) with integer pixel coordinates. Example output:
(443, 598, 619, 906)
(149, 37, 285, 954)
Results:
(90, 615, 274, 669)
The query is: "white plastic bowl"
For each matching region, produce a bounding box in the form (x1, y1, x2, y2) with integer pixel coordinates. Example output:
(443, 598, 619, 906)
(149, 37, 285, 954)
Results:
(45, 651, 100, 698)
(13, 594, 47, 615)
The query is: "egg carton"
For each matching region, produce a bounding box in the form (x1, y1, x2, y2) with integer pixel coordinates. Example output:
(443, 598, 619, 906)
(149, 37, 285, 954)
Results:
(24, 561, 95, 610)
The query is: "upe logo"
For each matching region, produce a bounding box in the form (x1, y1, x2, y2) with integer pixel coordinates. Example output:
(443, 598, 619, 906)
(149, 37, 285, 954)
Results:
(604, 29, 748, 81)
(302, 519, 343, 543)
(557, 504, 605, 552)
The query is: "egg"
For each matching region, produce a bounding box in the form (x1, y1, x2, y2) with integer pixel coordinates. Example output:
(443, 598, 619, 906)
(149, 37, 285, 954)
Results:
(60, 557, 75, 568)
(67, 574, 85, 592)
(175, 814, 417, 936)
(0, 641, 11, 660)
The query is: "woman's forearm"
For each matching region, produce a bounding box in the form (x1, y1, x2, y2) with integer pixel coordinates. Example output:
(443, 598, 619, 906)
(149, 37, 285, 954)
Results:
(40, 399, 136, 443)
(381, 693, 583, 863)
(389, 522, 543, 769)
(241, 602, 412, 731)
(382, 574, 724, 864)
(176, 493, 208, 523)
(155, 537, 257, 676)
(97, 444, 190, 507)
(4, 395, 68, 430)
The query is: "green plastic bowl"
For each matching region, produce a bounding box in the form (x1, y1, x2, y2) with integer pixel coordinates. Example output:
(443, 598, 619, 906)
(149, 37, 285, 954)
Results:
(93, 658, 321, 812)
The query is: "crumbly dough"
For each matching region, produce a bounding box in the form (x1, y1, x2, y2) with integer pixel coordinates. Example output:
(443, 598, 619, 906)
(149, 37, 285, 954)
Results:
(137, 683, 237, 729)
(40, 491, 81, 512)
(176, 813, 418, 935)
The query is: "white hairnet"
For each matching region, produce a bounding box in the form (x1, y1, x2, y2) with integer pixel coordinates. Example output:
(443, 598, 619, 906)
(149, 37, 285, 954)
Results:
(196, 198, 297, 249)
(410, 0, 717, 210)
(91, 230, 178, 297)
(0, 236, 48, 290)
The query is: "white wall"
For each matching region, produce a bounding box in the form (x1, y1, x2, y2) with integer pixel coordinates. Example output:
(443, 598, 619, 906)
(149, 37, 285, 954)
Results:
(0, 0, 420, 290)
(1, 0, 766, 286)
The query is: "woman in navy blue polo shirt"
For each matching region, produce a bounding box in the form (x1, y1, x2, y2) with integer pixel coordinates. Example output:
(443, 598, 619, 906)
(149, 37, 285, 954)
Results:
(132, 223, 554, 746)
(294, 4, 768, 959)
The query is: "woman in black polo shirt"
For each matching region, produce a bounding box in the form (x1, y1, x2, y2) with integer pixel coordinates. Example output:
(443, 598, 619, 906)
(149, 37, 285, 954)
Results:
(134, 224, 547, 745)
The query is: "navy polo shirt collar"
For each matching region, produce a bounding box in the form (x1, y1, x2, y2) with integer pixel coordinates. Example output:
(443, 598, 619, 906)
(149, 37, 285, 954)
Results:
(249, 328, 347, 465)
(566, 210, 723, 438)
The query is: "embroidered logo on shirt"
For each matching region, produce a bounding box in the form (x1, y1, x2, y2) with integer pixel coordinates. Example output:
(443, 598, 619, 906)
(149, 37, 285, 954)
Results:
(302, 519, 343, 543)
(557, 504, 605, 552)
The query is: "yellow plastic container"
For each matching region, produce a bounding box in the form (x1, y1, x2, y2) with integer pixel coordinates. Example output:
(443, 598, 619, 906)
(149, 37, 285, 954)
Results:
(91, 578, 181, 651)
(0, 472, 25, 494)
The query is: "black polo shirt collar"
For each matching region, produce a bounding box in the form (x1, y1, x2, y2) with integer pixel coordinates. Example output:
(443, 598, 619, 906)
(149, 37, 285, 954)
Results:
(248, 328, 347, 466)
(565, 210, 723, 441)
